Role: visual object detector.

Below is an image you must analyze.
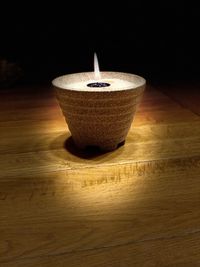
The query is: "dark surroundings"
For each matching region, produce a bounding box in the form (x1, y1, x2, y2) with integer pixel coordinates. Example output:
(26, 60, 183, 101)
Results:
(0, 3, 200, 88)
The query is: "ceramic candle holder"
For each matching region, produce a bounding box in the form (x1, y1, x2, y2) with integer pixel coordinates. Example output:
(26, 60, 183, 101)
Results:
(52, 72, 146, 151)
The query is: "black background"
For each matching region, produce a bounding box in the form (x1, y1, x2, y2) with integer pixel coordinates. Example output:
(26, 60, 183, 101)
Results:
(1, 2, 200, 85)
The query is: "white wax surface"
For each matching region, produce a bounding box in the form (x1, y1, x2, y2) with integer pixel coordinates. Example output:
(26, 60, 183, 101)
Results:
(62, 78, 136, 92)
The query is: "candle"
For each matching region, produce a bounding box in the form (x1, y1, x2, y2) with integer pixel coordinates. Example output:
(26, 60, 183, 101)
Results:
(66, 53, 134, 90)
(54, 53, 141, 91)
(52, 53, 146, 151)
(59, 77, 136, 91)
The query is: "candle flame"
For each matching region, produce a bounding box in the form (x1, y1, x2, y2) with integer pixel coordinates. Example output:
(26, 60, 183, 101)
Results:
(94, 53, 101, 79)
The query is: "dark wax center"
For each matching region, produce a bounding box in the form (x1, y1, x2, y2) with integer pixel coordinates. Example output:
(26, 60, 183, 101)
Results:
(87, 82, 110, 88)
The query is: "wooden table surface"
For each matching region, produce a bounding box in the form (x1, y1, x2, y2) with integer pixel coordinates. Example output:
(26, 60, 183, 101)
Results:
(0, 84, 200, 267)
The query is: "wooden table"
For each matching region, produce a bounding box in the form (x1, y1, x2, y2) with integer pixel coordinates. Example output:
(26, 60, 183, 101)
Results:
(0, 84, 200, 267)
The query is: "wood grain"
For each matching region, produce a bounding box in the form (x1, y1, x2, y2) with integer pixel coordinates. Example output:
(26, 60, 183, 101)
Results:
(157, 82, 200, 116)
(0, 85, 200, 266)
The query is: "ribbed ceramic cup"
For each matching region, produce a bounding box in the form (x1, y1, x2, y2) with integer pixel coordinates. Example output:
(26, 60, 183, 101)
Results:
(52, 72, 146, 151)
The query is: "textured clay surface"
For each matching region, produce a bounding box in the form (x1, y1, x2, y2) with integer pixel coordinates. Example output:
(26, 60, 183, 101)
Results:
(53, 72, 146, 151)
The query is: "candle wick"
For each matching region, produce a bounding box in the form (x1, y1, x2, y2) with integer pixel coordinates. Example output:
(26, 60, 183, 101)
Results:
(87, 82, 110, 88)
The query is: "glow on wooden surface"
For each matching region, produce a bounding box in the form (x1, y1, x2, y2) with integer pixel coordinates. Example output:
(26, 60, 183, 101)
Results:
(53, 163, 150, 212)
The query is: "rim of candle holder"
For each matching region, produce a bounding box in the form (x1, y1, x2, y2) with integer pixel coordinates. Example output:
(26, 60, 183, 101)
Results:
(52, 71, 146, 92)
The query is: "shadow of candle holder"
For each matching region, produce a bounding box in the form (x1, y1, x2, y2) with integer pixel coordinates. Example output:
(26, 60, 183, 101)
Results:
(48, 132, 125, 164)
(63, 136, 126, 160)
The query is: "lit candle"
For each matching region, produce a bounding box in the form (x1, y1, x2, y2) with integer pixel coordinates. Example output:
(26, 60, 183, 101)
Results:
(55, 53, 138, 91)
(52, 54, 146, 151)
